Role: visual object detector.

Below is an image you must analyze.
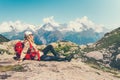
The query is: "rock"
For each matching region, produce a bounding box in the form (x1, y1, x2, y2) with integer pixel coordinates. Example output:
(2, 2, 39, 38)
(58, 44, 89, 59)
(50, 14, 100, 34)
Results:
(0, 53, 119, 80)
(0, 45, 7, 50)
(85, 51, 103, 61)
(80, 45, 87, 50)
(114, 54, 120, 68)
(0, 40, 20, 54)
(116, 54, 120, 60)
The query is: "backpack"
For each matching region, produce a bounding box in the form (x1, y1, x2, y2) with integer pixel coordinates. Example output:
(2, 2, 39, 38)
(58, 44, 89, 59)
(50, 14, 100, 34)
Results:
(14, 41, 24, 58)
(14, 41, 40, 61)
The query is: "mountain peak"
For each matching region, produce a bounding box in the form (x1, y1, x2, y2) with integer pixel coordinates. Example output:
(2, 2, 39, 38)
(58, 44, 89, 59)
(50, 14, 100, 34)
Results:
(26, 25, 36, 32)
(41, 23, 57, 31)
(43, 16, 59, 27)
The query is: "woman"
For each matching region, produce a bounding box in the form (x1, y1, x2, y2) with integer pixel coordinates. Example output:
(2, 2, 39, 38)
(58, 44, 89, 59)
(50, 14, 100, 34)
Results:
(18, 31, 73, 62)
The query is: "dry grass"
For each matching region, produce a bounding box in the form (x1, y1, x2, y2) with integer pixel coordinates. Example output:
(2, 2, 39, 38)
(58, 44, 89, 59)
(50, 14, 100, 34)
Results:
(0, 65, 26, 72)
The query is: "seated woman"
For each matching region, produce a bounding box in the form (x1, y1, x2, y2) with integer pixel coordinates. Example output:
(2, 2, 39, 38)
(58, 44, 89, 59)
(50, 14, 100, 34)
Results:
(15, 31, 73, 62)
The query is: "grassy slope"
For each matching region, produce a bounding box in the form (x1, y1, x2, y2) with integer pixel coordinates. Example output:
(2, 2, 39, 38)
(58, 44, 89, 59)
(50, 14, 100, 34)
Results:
(0, 34, 10, 42)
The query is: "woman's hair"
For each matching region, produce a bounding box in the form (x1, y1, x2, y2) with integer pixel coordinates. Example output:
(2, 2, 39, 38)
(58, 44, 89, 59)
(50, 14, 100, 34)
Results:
(24, 35, 28, 40)
(24, 31, 33, 36)
(24, 31, 33, 40)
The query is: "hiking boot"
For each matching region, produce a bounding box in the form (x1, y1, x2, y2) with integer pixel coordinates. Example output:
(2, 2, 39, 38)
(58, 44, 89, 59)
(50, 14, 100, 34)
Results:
(65, 54, 74, 62)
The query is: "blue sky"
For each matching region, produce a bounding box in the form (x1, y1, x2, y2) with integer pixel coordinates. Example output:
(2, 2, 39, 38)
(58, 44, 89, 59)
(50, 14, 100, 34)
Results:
(0, 0, 120, 29)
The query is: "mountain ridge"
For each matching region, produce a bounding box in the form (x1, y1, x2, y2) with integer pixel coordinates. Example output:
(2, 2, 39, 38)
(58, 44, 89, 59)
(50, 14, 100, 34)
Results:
(0, 39, 120, 80)
(0, 34, 10, 42)
(82, 27, 120, 69)
(1, 21, 106, 45)
(1, 26, 120, 79)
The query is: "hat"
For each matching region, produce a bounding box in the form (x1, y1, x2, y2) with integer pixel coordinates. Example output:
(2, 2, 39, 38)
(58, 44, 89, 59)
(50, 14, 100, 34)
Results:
(24, 31, 33, 36)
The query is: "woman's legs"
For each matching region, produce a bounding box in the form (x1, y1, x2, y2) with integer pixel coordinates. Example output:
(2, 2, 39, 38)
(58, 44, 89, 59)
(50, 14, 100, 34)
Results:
(42, 45, 60, 57)
(41, 45, 66, 61)
(40, 55, 66, 61)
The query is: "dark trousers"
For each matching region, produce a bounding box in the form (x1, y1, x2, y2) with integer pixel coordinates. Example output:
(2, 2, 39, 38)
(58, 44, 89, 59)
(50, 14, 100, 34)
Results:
(41, 45, 66, 61)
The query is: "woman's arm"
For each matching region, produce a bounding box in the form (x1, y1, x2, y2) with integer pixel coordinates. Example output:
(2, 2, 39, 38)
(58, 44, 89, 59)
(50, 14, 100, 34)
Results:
(20, 41, 29, 60)
(30, 41, 44, 57)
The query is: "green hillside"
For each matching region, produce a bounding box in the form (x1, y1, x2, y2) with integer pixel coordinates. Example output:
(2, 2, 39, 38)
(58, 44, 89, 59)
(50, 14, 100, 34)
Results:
(0, 34, 10, 42)
(82, 27, 120, 70)
(95, 27, 120, 49)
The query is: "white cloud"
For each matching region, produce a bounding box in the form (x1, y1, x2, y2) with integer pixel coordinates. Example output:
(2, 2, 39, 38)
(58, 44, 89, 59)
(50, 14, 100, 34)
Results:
(13, 21, 28, 31)
(93, 24, 104, 33)
(0, 22, 13, 33)
(43, 16, 59, 26)
(67, 16, 105, 33)
(76, 16, 94, 27)
(106, 24, 120, 30)
(0, 21, 35, 33)
(0, 16, 106, 33)
(68, 21, 83, 32)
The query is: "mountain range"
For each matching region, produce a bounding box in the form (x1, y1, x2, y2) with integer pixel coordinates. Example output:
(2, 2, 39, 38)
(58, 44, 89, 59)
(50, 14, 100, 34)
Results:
(0, 34, 10, 42)
(0, 23, 120, 79)
(0, 17, 108, 45)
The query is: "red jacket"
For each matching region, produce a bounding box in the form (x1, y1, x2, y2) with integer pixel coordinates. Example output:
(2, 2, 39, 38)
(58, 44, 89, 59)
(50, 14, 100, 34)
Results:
(14, 41, 40, 61)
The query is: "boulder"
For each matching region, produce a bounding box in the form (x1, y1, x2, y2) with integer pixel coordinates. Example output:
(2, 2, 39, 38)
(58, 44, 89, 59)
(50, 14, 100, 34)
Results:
(114, 54, 120, 68)
(85, 51, 103, 61)
(0, 45, 7, 50)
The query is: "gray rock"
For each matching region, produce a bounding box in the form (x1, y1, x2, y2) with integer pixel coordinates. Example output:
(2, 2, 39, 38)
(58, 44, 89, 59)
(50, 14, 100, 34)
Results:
(85, 51, 103, 61)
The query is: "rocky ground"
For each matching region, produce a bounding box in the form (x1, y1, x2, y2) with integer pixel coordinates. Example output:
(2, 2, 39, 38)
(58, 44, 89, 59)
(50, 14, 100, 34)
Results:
(0, 54, 119, 80)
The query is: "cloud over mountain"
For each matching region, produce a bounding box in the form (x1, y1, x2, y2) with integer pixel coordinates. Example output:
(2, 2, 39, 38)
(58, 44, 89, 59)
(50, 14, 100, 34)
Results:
(0, 16, 108, 45)
(0, 16, 106, 33)
(0, 21, 35, 33)
(68, 16, 104, 33)
(43, 16, 59, 26)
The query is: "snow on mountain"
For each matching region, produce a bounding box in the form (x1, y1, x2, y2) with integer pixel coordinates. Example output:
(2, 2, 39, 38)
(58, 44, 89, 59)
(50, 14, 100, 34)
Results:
(25, 25, 36, 32)
(40, 16, 105, 33)
(0, 21, 36, 33)
(41, 16, 60, 31)
(0, 21, 37, 41)
(43, 16, 60, 26)
(0, 16, 107, 44)
(0, 16, 106, 33)
(41, 23, 56, 31)
(66, 16, 105, 33)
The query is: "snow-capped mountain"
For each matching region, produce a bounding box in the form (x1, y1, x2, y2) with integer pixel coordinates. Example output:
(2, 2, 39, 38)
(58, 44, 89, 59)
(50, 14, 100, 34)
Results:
(0, 21, 36, 33)
(0, 16, 108, 45)
(0, 21, 37, 40)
